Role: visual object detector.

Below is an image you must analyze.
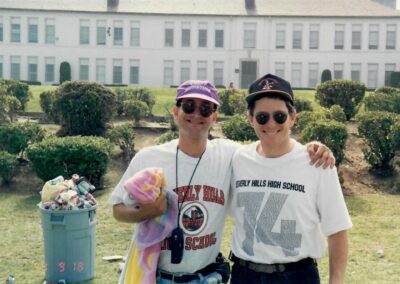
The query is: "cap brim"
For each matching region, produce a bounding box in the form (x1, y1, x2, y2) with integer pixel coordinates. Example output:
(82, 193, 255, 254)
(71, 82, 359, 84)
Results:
(246, 90, 293, 105)
(177, 93, 220, 106)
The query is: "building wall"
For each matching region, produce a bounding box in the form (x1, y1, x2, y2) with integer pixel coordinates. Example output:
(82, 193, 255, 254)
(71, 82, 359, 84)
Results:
(0, 9, 399, 89)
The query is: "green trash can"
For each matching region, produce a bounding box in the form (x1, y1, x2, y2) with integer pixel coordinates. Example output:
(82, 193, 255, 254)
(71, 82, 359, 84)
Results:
(39, 206, 97, 283)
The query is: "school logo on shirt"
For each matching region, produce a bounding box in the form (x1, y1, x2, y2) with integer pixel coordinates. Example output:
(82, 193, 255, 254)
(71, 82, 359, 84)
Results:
(180, 202, 208, 236)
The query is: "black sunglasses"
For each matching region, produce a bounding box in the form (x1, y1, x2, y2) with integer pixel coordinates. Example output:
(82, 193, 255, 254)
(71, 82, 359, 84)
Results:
(177, 99, 216, 118)
(255, 111, 289, 125)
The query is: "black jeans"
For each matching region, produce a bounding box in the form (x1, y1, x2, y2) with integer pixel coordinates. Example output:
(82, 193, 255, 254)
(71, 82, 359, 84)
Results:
(230, 260, 320, 284)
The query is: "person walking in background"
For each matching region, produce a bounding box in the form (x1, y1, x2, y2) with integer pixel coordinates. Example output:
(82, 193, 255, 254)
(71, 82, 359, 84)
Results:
(108, 79, 335, 283)
(229, 74, 352, 284)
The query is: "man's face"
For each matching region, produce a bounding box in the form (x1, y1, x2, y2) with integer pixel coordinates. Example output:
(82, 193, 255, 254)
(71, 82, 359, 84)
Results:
(248, 97, 296, 147)
(173, 98, 218, 139)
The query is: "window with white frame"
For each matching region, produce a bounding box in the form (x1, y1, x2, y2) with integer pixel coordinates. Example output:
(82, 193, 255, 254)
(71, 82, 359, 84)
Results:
(291, 63, 302, 87)
(10, 17, 21, 43)
(130, 21, 140, 47)
(79, 58, 89, 80)
(165, 22, 174, 47)
(0, 17, 3, 42)
(80, 20, 90, 45)
(181, 22, 191, 47)
(163, 60, 174, 86)
(28, 18, 39, 43)
(96, 20, 106, 45)
(28, 56, 38, 81)
(243, 23, 256, 48)
(215, 23, 224, 48)
(113, 21, 123, 46)
(386, 24, 396, 50)
(180, 60, 190, 83)
(113, 59, 123, 84)
(352, 24, 362, 49)
(96, 58, 106, 83)
(0, 56, 3, 77)
(385, 63, 396, 86)
(351, 63, 361, 81)
(334, 24, 345, 49)
(308, 63, 319, 88)
(309, 24, 319, 49)
(45, 18, 56, 44)
(198, 23, 208, 48)
(45, 57, 55, 82)
(276, 24, 286, 49)
(334, 63, 344, 79)
(213, 61, 224, 86)
(292, 24, 303, 49)
(369, 24, 379, 50)
(367, 63, 378, 89)
(275, 62, 285, 79)
(130, 59, 140, 84)
(10, 56, 20, 80)
(197, 61, 207, 80)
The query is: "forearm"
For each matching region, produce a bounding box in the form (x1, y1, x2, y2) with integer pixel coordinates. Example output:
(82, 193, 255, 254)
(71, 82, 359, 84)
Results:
(112, 203, 157, 223)
(328, 230, 349, 284)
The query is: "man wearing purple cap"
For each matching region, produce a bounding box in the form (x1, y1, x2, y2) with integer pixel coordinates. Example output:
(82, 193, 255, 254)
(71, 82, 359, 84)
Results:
(109, 79, 334, 284)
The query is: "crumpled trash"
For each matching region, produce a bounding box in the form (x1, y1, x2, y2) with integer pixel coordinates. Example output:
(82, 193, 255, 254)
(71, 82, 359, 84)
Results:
(39, 174, 97, 210)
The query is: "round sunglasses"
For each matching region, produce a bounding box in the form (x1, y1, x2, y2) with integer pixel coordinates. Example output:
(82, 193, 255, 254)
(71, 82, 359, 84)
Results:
(177, 99, 216, 117)
(255, 111, 289, 125)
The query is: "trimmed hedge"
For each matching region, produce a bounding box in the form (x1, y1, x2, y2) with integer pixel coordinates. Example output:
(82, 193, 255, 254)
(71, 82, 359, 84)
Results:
(26, 136, 113, 186)
(218, 88, 247, 115)
(357, 111, 400, 174)
(301, 119, 348, 166)
(221, 114, 258, 142)
(54, 81, 115, 136)
(0, 79, 31, 111)
(363, 87, 400, 114)
(106, 123, 136, 162)
(0, 151, 18, 184)
(294, 98, 313, 113)
(315, 80, 366, 120)
(113, 87, 156, 116)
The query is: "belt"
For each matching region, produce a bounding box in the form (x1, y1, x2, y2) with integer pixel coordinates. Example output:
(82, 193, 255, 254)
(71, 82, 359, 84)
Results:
(159, 262, 217, 283)
(229, 252, 316, 274)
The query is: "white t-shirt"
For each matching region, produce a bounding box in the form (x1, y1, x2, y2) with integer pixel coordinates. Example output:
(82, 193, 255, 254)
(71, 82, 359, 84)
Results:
(230, 141, 352, 264)
(108, 138, 238, 273)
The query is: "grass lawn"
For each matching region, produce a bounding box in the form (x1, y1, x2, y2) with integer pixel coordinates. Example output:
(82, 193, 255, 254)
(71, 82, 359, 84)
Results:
(1, 169, 400, 284)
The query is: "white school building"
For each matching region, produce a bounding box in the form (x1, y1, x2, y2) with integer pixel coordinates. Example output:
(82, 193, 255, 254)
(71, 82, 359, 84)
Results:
(0, 0, 400, 89)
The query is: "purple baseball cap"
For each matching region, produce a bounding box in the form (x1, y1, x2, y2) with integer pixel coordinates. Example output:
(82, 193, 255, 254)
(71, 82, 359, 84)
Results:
(176, 80, 220, 106)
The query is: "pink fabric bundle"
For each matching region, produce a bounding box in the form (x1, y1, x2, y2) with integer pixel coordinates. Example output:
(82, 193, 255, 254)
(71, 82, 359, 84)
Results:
(122, 167, 178, 284)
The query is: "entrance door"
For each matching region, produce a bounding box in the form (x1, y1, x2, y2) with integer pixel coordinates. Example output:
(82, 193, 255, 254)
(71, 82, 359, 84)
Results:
(240, 61, 257, 89)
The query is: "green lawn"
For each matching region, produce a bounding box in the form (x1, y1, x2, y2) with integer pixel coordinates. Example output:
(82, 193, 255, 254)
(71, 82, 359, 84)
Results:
(1, 167, 400, 284)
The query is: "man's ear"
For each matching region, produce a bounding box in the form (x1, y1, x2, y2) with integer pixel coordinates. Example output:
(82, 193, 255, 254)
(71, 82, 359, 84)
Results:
(248, 113, 255, 128)
(289, 111, 297, 128)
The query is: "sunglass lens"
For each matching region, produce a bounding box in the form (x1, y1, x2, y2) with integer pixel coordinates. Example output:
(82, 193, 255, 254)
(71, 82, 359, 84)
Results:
(199, 104, 213, 117)
(273, 112, 288, 124)
(255, 112, 269, 125)
(181, 100, 196, 114)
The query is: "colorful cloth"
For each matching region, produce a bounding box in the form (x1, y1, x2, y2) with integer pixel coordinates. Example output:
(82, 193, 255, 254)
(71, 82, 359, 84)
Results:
(122, 167, 178, 284)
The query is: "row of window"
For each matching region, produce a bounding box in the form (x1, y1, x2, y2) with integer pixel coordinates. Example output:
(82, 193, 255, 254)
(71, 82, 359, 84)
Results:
(0, 17, 56, 44)
(0, 55, 395, 89)
(275, 62, 396, 89)
(0, 17, 398, 50)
